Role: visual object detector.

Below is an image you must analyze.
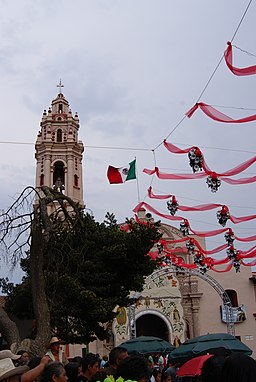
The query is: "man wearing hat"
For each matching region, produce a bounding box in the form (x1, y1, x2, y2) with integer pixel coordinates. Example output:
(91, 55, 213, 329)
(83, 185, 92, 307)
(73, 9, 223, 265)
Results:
(45, 337, 67, 364)
(0, 350, 29, 382)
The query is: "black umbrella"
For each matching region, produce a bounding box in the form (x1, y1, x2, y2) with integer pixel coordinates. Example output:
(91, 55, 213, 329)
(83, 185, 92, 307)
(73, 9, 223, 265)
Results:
(169, 333, 252, 362)
(120, 336, 175, 354)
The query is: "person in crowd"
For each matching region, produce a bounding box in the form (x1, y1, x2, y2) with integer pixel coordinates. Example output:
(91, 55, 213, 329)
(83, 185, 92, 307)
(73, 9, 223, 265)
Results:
(221, 353, 256, 382)
(45, 337, 67, 365)
(153, 354, 159, 366)
(201, 355, 226, 382)
(0, 356, 29, 382)
(65, 362, 79, 382)
(157, 355, 164, 371)
(72, 357, 82, 377)
(0, 350, 21, 363)
(95, 355, 101, 369)
(165, 360, 179, 382)
(147, 357, 154, 382)
(99, 356, 108, 370)
(102, 347, 128, 377)
(77, 353, 99, 382)
(16, 351, 30, 366)
(161, 370, 172, 382)
(115, 355, 151, 382)
(148, 355, 154, 366)
(27, 357, 42, 371)
(40, 362, 67, 382)
(21, 356, 51, 382)
(151, 367, 162, 382)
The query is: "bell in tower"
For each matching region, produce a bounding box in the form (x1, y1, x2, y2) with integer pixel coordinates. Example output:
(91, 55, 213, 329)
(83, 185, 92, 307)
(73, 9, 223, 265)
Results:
(35, 81, 84, 208)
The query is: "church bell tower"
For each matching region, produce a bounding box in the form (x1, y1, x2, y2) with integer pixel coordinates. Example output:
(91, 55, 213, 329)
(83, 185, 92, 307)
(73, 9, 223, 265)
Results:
(35, 82, 84, 208)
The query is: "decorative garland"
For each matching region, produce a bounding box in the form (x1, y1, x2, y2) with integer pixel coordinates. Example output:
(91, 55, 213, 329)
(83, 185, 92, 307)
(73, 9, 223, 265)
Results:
(224, 41, 256, 76)
(186, 102, 256, 123)
(147, 188, 256, 226)
(143, 167, 256, 192)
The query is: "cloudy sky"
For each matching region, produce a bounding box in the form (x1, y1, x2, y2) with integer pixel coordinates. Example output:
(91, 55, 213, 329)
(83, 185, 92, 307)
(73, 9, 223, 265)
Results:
(0, 0, 255, 281)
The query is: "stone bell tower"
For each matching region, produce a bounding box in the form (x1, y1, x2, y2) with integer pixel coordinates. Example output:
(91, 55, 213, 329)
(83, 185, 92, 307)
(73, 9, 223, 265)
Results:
(35, 82, 84, 207)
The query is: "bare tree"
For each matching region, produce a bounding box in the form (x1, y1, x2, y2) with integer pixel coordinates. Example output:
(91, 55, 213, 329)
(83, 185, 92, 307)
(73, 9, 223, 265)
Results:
(0, 186, 84, 354)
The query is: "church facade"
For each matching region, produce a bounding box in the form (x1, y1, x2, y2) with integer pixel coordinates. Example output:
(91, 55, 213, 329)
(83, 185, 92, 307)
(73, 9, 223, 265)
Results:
(35, 90, 256, 358)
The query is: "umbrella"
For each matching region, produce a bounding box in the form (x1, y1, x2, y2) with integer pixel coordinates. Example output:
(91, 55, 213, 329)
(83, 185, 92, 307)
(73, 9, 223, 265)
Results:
(177, 354, 213, 377)
(120, 336, 175, 354)
(170, 333, 252, 362)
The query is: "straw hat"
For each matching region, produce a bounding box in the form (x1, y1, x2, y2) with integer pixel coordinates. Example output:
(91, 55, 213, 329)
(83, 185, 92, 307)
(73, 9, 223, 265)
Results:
(0, 351, 21, 361)
(0, 358, 29, 381)
(49, 337, 60, 347)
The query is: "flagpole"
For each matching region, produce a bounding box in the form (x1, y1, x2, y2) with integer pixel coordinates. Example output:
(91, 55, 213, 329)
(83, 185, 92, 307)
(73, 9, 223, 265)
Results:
(135, 157, 141, 203)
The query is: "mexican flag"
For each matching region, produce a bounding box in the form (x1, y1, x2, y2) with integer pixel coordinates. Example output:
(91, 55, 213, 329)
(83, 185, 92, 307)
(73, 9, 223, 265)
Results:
(107, 159, 136, 184)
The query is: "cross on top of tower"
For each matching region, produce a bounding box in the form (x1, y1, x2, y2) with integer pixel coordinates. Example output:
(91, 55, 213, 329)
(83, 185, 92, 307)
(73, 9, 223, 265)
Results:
(57, 79, 64, 94)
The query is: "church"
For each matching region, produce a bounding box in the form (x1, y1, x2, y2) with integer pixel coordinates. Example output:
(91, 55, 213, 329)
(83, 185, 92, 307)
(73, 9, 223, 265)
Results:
(34, 88, 256, 358)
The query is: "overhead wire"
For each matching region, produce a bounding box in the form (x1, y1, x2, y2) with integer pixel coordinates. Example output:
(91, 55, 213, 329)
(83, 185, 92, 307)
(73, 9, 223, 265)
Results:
(153, 0, 254, 151)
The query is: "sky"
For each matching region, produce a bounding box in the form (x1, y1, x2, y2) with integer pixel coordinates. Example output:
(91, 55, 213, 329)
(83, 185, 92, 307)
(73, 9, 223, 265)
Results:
(0, 0, 255, 282)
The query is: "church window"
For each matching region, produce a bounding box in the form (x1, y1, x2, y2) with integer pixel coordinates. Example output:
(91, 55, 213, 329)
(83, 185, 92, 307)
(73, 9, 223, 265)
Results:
(57, 129, 62, 142)
(59, 104, 63, 113)
(225, 289, 238, 307)
(74, 174, 79, 187)
(40, 174, 44, 186)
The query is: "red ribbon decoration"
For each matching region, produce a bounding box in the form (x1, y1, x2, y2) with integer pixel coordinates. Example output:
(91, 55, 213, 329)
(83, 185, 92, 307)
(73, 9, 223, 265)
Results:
(164, 140, 256, 181)
(236, 234, 256, 242)
(224, 41, 256, 76)
(143, 167, 256, 185)
(161, 237, 228, 255)
(148, 187, 222, 209)
(148, 186, 172, 200)
(133, 201, 184, 221)
(133, 202, 229, 237)
(186, 102, 256, 123)
(163, 140, 211, 173)
(163, 140, 194, 154)
(148, 242, 256, 271)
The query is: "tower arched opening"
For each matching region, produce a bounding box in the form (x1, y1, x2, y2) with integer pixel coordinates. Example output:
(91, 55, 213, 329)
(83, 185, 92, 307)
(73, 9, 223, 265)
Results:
(53, 161, 65, 192)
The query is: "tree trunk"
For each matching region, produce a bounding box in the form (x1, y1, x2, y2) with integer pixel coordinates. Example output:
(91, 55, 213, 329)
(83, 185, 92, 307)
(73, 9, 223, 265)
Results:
(29, 211, 51, 355)
(0, 306, 20, 348)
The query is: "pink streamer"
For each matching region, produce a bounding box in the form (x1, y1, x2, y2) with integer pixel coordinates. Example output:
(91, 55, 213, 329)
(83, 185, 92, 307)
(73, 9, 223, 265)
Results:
(186, 102, 256, 123)
(224, 41, 256, 76)
(133, 202, 184, 221)
(163, 140, 194, 154)
(236, 234, 256, 242)
(148, 186, 172, 200)
(144, 167, 256, 185)
(190, 226, 228, 237)
(134, 202, 229, 237)
(143, 167, 206, 179)
(222, 175, 256, 185)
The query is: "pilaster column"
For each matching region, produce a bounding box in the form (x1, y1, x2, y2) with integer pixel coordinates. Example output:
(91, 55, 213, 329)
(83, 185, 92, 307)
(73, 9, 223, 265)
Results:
(44, 154, 51, 186)
(189, 294, 202, 337)
(191, 306, 200, 337)
(67, 154, 73, 198)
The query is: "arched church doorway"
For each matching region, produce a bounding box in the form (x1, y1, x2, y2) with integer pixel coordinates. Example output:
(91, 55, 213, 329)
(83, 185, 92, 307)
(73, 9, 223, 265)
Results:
(136, 314, 169, 341)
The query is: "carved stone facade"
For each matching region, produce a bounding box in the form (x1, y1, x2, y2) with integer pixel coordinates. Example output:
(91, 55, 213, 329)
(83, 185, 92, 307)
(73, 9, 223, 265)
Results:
(113, 270, 186, 346)
(110, 208, 205, 347)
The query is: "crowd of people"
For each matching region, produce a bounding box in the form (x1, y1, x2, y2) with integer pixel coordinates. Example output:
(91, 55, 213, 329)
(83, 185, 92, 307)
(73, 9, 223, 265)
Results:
(0, 336, 255, 382)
